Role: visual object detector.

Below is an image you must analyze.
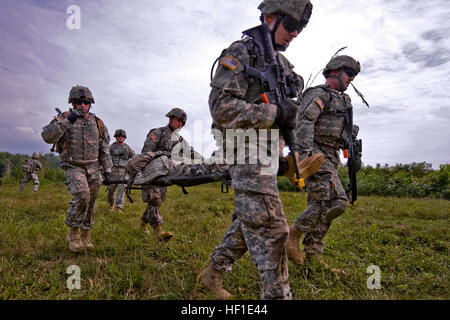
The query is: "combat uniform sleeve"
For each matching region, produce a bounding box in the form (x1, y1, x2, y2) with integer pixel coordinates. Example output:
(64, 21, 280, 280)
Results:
(128, 145, 136, 159)
(99, 125, 112, 173)
(141, 128, 161, 153)
(209, 41, 278, 130)
(41, 117, 71, 144)
(35, 160, 43, 171)
(295, 88, 328, 159)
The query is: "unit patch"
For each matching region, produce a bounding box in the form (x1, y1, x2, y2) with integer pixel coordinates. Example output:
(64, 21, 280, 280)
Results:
(220, 55, 240, 70)
(315, 98, 325, 111)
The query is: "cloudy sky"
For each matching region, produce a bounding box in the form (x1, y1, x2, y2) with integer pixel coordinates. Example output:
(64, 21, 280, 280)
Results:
(1, 0, 449, 168)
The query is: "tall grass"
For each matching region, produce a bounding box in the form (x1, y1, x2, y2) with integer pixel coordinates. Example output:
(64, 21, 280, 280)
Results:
(0, 182, 448, 299)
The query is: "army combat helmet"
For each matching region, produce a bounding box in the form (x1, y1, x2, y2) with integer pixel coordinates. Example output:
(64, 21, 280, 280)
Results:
(32, 152, 39, 159)
(323, 55, 361, 78)
(258, 0, 313, 50)
(165, 107, 187, 125)
(68, 85, 95, 104)
(114, 129, 127, 138)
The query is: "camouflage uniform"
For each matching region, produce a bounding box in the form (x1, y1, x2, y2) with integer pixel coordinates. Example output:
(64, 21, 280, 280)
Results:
(41, 111, 112, 230)
(293, 84, 356, 255)
(107, 141, 135, 209)
(140, 125, 201, 227)
(19, 156, 42, 192)
(206, 32, 306, 300)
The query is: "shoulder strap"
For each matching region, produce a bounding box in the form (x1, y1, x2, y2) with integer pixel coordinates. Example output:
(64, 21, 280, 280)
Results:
(94, 116, 105, 138)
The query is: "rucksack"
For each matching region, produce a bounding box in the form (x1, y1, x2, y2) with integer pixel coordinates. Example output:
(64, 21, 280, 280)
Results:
(21, 160, 33, 174)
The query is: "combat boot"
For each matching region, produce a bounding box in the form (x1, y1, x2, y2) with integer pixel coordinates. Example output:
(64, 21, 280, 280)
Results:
(196, 264, 231, 299)
(109, 203, 114, 212)
(153, 225, 173, 242)
(305, 253, 347, 276)
(286, 225, 304, 266)
(66, 228, 84, 253)
(80, 229, 94, 250)
(141, 221, 151, 235)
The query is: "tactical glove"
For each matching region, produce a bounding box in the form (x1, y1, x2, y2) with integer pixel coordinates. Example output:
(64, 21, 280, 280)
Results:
(103, 172, 112, 185)
(67, 109, 84, 123)
(275, 100, 298, 131)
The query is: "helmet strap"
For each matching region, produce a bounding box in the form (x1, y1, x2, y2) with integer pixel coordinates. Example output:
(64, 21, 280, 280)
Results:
(270, 14, 286, 51)
(327, 70, 346, 92)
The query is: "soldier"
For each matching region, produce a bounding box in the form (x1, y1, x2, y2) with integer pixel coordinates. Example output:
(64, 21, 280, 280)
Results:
(286, 55, 362, 275)
(41, 85, 112, 253)
(19, 152, 42, 192)
(197, 0, 313, 300)
(140, 107, 203, 242)
(107, 129, 135, 213)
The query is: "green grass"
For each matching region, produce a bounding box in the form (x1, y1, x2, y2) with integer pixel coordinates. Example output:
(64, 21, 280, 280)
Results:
(0, 181, 448, 300)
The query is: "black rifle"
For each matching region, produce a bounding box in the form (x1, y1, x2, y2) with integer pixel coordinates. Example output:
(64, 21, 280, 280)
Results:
(343, 107, 362, 205)
(50, 107, 64, 152)
(242, 24, 303, 187)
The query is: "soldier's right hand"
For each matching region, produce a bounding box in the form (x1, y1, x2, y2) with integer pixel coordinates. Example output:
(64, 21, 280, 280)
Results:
(275, 100, 297, 131)
(67, 109, 84, 123)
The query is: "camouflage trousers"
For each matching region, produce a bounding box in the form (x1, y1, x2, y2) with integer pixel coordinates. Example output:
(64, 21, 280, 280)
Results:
(107, 166, 127, 209)
(19, 173, 39, 192)
(141, 186, 167, 226)
(63, 162, 102, 230)
(293, 156, 348, 255)
(210, 190, 291, 300)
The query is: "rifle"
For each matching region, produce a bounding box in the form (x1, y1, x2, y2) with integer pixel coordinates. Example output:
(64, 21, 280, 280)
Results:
(343, 107, 362, 205)
(50, 107, 64, 152)
(241, 24, 304, 189)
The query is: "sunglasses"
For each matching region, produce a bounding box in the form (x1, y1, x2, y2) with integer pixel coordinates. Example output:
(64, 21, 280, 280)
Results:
(74, 99, 91, 105)
(281, 3, 312, 33)
(343, 69, 357, 78)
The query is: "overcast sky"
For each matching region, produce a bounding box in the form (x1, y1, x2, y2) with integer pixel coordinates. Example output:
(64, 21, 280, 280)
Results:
(0, 0, 449, 168)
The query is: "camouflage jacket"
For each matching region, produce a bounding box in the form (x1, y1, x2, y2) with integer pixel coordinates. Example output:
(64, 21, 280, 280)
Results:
(41, 112, 112, 173)
(22, 159, 42, 174)
(294, 85, 358, 166)
(110, 142, 135, 167)
(141, 125, 202, 163)
(208, 37, 300, 195)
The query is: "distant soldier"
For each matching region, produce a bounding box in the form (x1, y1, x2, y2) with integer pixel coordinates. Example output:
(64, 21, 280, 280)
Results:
(19, 152, 42, 192)
(140, 107, 203, 242)
(197, 0, 313, 300)
(41, 85, 112, 253)
(107, 129, 135, 213)
(286, 55, 362, 275)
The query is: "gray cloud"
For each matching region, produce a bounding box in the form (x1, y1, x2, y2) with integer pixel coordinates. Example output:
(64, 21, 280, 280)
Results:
(0, 0, 449, 168)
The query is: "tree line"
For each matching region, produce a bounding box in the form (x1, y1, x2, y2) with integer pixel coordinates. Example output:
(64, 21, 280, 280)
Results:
(1, 151, 448, 199)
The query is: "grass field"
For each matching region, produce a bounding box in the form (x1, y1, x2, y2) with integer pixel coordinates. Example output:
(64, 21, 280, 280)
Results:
(0, 181, 448, 300)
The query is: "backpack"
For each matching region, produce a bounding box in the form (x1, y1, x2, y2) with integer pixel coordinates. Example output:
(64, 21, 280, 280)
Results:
(54, 112, 105, 154)
(21, 160, 33, 174)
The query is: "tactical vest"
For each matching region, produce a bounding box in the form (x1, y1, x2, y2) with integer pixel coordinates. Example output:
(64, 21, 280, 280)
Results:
(301, 85, 351, 148)
(55, 111, 105, 155)
(110, 143, 132, 167)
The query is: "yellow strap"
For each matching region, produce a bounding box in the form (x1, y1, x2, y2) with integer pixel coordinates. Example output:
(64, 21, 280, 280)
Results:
(294, 178, 305, 189)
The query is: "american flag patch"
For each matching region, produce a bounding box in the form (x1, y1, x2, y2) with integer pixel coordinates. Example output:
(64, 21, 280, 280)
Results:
(150, 134, 157, 143)
(315, 98, 325, 111)
(220, 55, 240, 70)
